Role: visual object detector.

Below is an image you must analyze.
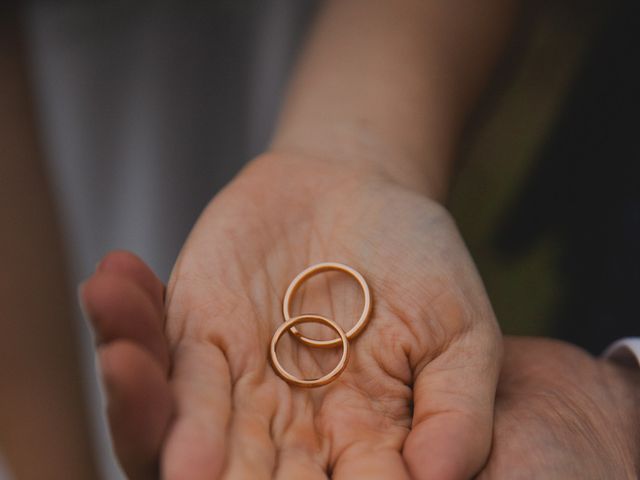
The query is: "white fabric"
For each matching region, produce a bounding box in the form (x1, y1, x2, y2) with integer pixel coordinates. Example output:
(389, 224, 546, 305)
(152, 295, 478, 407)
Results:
(603, 337, 640, 368)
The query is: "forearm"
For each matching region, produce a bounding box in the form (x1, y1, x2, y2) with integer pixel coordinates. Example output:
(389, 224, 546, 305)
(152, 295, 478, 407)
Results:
(0, 13, 99, 480)
(271, 0, 518, 200)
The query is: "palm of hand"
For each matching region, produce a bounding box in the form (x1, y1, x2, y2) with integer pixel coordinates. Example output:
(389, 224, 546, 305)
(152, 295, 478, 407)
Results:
(86, 155, 500, 479)
(478, 337, 640, 480)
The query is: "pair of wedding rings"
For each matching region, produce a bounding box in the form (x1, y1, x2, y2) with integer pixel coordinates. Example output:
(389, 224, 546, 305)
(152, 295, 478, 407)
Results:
(269, 262, 373, 388)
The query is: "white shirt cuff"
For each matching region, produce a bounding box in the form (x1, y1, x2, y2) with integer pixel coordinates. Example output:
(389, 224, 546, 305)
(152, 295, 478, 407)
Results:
(603, 338, 640, 368)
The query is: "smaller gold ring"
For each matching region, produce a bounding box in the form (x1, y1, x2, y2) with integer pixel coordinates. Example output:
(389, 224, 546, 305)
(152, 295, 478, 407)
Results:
(270, 314, 350, 388)
(283, 262, 372, 348)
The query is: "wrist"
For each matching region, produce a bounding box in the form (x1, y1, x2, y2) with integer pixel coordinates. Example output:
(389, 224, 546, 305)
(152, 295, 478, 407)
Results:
(263, 135, 451, 203)
(242, 149, 445, 200)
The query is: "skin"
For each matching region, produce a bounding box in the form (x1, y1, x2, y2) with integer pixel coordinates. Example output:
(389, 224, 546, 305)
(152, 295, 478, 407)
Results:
(79, 1, 518, 478)
(81, 153, 501, 479)
(3, 0, 637, 477)
(21, 0, 631, 478)
(3, 0, 516, 476)
(83, 255, 640, 480)
(479, 337, 640, 479)
(272, 0, 517, 201)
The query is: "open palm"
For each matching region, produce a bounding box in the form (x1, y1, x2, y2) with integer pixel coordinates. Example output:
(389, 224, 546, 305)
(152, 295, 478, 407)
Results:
(83, 154, 501, 479)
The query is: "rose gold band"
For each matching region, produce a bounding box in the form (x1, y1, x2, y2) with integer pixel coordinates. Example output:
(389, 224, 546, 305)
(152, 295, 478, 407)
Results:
(270, 263, 371, 388)
(269, 314, 350, 388)
(282, 262, 372, 348)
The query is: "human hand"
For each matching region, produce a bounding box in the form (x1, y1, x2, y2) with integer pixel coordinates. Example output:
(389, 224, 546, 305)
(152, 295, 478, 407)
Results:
(82, 153, 502, 479)
(477, 336, 640, 479)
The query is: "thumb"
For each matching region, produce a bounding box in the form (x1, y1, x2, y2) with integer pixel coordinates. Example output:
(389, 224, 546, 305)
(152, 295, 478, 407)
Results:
(403, 327, 501, 479)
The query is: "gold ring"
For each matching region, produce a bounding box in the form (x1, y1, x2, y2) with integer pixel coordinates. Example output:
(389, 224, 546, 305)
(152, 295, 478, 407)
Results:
(282, 262, 372, 348)
(270, 314, 350, 388)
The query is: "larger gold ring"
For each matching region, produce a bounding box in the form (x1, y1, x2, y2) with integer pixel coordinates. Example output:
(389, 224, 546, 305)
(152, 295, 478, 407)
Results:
(270, 314, 350, 388)
(282, 262, 372, 348)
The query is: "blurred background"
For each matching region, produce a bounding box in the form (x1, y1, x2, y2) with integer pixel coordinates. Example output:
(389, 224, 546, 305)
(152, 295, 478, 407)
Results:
(1, 0, 638, 478)
(452, 0, 639, 350)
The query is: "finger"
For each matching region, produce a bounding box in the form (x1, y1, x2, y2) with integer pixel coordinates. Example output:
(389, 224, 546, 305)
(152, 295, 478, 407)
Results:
(273, 452, 328, 480)
(162, 340, 231, 480)
(403, 329, 501, 480)
(96, 250, 165, 314)
(80, 272, 169, 370)
(220, 374, 284, 480)
(99, 340, 173, 479)
(333, 447, 410, 479)
(221, 409, 276, 479)
(272, 394, 329, 480)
